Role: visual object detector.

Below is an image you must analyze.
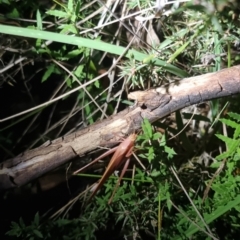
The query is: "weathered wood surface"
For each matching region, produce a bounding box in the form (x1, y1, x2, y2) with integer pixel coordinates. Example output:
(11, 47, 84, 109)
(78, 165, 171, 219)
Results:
(1, 65, 240, 190)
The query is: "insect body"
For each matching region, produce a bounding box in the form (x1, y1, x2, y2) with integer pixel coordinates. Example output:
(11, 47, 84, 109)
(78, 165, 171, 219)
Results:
(74, 133, 137, 204)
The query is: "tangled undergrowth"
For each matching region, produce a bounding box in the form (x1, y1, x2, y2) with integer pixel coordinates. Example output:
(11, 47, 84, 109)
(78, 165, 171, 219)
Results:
(1, 0, 240, 239)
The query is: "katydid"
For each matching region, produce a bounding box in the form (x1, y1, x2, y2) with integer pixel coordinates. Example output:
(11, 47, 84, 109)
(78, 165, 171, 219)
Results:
(74, 133, 137, 204)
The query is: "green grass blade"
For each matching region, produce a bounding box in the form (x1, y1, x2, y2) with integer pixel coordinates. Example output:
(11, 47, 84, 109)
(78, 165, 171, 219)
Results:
(0, 25, 188, 77)
(174, 195, 240, 239)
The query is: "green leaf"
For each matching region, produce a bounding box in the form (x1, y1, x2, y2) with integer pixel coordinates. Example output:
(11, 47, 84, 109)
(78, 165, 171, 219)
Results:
(152, 132, 161, 141)
(67, 0, 73, 12)
(220, 118, 239, 129)
(166, 194, 172, 211)
(0, 0, 10, 4)
(36, 10, 42, 30)
(216, 134, 233, 144)
(74, 64, 84, 78)
(142, 118, 153, 139)
(148, 147, 155, 162)
(151, 169, 161, 177)
(56, 218, 71, 227)
(42, 64, 55, 82)
(228, 112, 240, 122)
(7, 8, 19, 18)
(33, 229, 43, 238)
(46, 10, 70, 18)
(210, 161, 221, 169)
(94, 79, 100, 88)
(71, 13, 77, 23)
(33, 213, 40, 226)
(159, 134, 166, 146)
(36, 38, 42, 48)
(65, 48, 84, 59)
(59, 24, 78, 34)
(168, 41, 190, 63)
(89, 60, 97, 72)
(66, 78, 72, 88)
(19, 217, 25, 228)
(85, 103, 93, 124)
(75, 0, 81, 15)
(216, 134, 240, 160)
(234, 126, 240, 140)
(219, 114, 240, 139)
(164, 145, 176, 159)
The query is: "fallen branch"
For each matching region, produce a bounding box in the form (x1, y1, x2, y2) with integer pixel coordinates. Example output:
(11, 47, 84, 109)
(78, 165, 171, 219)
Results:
(0, 65, 240, 190)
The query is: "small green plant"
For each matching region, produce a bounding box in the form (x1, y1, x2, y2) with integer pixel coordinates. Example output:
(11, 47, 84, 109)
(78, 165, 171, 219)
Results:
(5, 115, 240, 239)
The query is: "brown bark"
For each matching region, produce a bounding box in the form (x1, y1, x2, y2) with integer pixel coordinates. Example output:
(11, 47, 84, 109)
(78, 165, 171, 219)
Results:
(1, 65, 240, 191)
